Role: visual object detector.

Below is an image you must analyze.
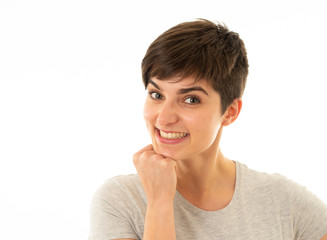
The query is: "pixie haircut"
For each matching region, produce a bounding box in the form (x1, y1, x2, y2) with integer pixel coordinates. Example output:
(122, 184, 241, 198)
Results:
(141, 19, 249, 114)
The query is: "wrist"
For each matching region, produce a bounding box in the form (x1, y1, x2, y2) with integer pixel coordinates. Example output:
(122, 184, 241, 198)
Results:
(147, 197, 174, 209)
(147, 191, 176, 205)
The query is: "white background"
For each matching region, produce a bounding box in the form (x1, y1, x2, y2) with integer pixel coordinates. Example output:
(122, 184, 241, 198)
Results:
(0, 0, 326, 239)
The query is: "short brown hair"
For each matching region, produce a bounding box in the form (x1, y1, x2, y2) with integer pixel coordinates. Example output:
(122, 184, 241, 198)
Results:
(141, 19, 249, 114)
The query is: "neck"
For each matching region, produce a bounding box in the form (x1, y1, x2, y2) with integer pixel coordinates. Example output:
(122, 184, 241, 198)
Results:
(175, 128, 236, 210)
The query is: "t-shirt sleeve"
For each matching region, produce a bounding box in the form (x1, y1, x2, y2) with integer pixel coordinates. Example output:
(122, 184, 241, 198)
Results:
(88, 177, 139, 240)
(288, 179, 327, 240)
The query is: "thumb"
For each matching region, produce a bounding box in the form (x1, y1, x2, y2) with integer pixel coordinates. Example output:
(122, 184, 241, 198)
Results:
(172, 160, 178, 177)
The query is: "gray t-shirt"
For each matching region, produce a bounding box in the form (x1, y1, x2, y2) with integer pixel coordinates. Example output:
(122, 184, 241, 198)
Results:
(89, 162, 327, 240)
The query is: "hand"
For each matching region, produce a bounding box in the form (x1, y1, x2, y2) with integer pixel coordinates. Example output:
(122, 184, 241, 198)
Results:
(133, 144, 177, 204)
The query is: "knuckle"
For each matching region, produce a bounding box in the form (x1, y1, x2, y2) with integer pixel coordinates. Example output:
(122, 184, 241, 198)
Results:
(152, 154, 162, 161)
(159, 159, 169, 167)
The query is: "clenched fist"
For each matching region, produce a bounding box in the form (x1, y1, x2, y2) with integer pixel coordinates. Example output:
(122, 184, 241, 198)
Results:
(133, 144, 177, 204)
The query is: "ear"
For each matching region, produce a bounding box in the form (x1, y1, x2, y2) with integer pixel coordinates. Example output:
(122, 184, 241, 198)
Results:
(221, 99, 242, 126)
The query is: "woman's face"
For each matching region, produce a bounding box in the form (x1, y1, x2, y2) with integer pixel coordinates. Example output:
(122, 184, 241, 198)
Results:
(143, 76, 225, 161)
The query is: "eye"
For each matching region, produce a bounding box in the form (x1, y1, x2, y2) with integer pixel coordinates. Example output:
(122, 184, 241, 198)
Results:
(184, 96, 200, 104)
(149, 91, 163, 100)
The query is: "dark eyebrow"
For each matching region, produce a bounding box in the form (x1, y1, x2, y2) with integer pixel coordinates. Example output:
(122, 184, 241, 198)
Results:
(178, 87, 209, 96)
(148, 79, 208, 96)
(148, 79, 160, 90)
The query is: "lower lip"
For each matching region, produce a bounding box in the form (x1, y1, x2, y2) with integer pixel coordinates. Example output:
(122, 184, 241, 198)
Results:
(155, 128, 189, 144)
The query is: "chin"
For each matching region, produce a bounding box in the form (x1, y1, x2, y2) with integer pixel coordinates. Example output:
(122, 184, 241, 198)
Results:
(157, 147, 187, 161)
(152, 144, 178, 159)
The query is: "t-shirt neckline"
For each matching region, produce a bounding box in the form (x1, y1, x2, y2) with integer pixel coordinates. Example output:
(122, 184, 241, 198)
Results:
(174, 161, 241, 216)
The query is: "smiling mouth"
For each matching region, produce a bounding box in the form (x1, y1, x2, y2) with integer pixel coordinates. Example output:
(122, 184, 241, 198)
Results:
(159, 129, 188, 139)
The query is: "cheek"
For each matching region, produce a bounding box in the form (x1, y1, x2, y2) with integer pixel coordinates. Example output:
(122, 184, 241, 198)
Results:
(184, 111, 221, 138)
(205, 116, 222, 142)
(143, 100, 156, 125)
(182, 114, 201, 130)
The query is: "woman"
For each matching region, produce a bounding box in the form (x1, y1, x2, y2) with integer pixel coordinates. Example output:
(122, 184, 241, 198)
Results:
(89, 19, 327, 240)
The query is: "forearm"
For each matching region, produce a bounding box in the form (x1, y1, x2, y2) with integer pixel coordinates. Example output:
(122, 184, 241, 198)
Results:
(143, 200, 176, 240)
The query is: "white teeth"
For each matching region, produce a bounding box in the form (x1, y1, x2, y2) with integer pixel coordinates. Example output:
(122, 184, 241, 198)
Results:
(159, 130, 187, 139)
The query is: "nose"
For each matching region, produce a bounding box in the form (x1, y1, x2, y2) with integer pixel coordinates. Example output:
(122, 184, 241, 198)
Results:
(156, 101, 178, 127)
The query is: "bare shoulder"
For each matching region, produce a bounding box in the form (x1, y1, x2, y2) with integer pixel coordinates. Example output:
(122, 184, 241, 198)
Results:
(320, 233, 327, 240)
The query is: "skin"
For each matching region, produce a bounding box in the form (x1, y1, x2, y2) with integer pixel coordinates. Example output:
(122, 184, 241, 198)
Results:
(124, 76, 327, 240)
(142, 76, 240, 207)
(132, 76, 241, 240)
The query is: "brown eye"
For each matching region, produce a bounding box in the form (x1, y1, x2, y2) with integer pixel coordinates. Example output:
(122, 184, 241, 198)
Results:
(185, 97, 200, 104)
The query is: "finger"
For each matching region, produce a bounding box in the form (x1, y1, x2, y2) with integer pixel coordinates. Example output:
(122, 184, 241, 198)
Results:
(133, 144, 153, 157)
(173, 160, 178, 176)
(171, 160, 176, 167)
(133, 146, 156, 166)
